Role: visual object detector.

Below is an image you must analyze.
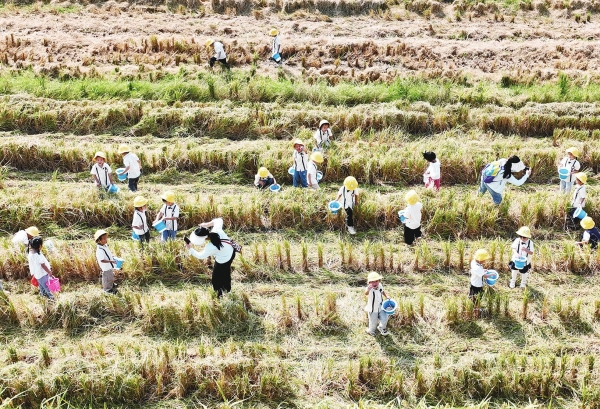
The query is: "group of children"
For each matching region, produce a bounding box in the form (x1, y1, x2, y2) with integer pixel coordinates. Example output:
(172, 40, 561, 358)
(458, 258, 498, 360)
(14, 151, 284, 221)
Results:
(91, 145, 142, 194)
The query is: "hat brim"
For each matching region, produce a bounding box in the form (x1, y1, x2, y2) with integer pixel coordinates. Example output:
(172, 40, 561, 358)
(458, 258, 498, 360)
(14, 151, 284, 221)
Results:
(511, 161, 526, 173)
(189, 233, 206, 246)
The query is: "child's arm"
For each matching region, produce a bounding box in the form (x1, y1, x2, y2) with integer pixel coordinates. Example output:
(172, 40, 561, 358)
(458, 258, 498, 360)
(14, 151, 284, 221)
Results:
(92, 175, 101, 186)
(382, 290, 390, 299)
(354, 193, 359, 206)
(41, 263, 52, 275)
(308, 173, 314, 186)
(163, 215, 179, 221)
(521, 247, 533, 255)
(108, 173, 115, 184)
(154, 210, 165, 222)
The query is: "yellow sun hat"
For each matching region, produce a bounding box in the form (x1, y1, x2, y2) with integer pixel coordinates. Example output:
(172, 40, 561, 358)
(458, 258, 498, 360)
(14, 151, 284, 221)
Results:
(344, 176, 358, 190)
(258, 167, 270, 178)
(118, 145, 130, 154)
(205, 39, 215, 47)
(516, 226, 531, 238)
(94, 151, 106, 160)
(575, 172, 587, 184)
(292, 138, 304, 147)
(94, 229, 108, 242)
(269, 28, 278, 36)
(367, 271, 383, 282)
(566, 147, 580, 158)
(133, 196, 148, 208)
(580, 217, 595, 230)
(161, 191, 176, 203)
(474, 249, 491, 262)
(310, 151, 324, 164)
(405, 190, 419, 205)
(25, 226, 40, 236)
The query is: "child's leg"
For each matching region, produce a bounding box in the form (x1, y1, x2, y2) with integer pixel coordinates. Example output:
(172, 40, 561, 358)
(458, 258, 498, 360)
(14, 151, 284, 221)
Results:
(128, 177, 139, 192)
(367, 311, 378, 334)
(299, 171, 308, 188)
(345, 207, 354, 227)
(102, 269, 115, 291)
(478, 177, 487, 194)
(520, 273, 529, 288)
(510, 269, 518, 288)
(37, 275, 54, 299)
(377, 310, 389, 330)
(433, 178, 440, 191)
(293, 170, 299, 187)
(404, 225, 414, 245)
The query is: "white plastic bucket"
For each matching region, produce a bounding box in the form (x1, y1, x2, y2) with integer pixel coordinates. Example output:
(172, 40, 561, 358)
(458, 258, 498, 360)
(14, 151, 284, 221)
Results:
(558, 168, 569, 180)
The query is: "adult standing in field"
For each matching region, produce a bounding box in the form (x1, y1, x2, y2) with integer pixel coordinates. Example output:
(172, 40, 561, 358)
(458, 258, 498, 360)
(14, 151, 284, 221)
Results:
(478, 156, 530, 205)
(269, 29, 282, 65)
(292, 139, 309, 188)
(558, 147, 581, 194)
(314, 120, 332, 151)
(12, 226, 40, 253)
(205, 39, 230, 69)
(186, 218, 237, 298)
(118, 145, 142, 192)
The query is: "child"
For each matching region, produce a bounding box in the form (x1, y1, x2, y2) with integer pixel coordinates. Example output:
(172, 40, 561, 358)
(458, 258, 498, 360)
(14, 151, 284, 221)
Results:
(254, 167, 276, 189)
(336, 176, 359, 235)
(402, 190, 422, 246)
(314, 120, 332, 150)
(155, 191, 179, 241)
(364, 272, 391, 336)
(269, 28, 282, 65)
(206, 39, 230, 69)
(132, 196, 151, 246)
(307, 151, 324, 190)
(567, 172, 587, 229)
(292, 139, 309, 188)
(469, 249, 494, 304)
(576, 217, 600, 249)
(28, 236, 54, 300)
(118, 145, 142, 192)
(423, 151, 441, 191)
(90, 151, 114, 192)
(509, 226, 534, 289)
(12, 226, 40, 253)
(94, 230, 118, 294)
(558, 147, 581, 194)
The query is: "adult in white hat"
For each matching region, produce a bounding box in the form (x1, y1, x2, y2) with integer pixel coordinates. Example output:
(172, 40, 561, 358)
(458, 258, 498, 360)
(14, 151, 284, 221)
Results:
(314, 119, 332, 150)
(478, 155, 530, 205)
(12, 226, 41, 253)
(206, 39, 229, 69)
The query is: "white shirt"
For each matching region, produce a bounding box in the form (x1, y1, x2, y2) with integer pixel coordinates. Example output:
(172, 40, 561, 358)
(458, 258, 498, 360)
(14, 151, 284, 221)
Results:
(90, 163, 112, 188)
(425, 160, 441, 180)
(403, 202, 422, 229)
(314, 129, 332, 147)
(511, 238, 534, 264)
(559, 157, 580, 183)
(28, 251, 50, 280)
(364, 283, 384, 313)
(254, 172, 274, 186)
(213, 41, 226, 60)
(188, 218, 234, 264)
(486, 170, 529, 194)
(571, 184, 586, 207)
(123, 152, 141, 179)
(272, 36, 281, 55)
(159, 204, 179, 231)
(293, 151, 308, 171)
(96, 244, 116, 272)
(470, 260, 486, 287)
(307, 161, 319, 188)
(132, 210, 149, 236)
(338, 186, 356, 209)
(12, 230, 29, 247)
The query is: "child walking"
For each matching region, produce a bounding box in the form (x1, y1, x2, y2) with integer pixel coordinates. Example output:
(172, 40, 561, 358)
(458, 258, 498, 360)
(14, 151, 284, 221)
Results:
(91, 151, 114, 193)
(314, 120, 332, 151)
(155, 191, 179, 241)
(469, 249, 494, 304)
(567, 172, 587, 229)
(336, 176, 359, 235)
(95, 230, 118, 294)
(307, 151, 323, 190)
(254, 167, 276, 189)
(558, 147, 581, 194)
(292, 139, 309, 188)
(364, 272, 391, 336)
(576, 217, 600, 249)
(509, 226, 534, 289)
(269, 28, 282, 65)
(132, 196, 151, 246)
(28, 236, 54, 300)
(402, 190, 422, 245)
(423, 151, 441, 191)
(118, 145, 142, 192)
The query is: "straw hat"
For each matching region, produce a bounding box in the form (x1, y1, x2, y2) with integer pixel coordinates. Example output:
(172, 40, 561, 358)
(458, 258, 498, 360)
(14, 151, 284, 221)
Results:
(344, 176, 358, 190)
(566, 147, 580, 157)
(367, 272, 383, 282)
(319, 119, 330, 128)
(575, 172, 587, 184)
(310, 151, 324, 163)
(94, 229, 108, 242)
(161, 191, 176, 203)
(405, 190, 419, 205)
(474, 249, 491, 261)
(580, 217, 595, 230)
(205, 39, 215, 47)
(516, 226, 531, 238)
(293, 138, 304, 147)
(269, 28, 278, 36)
(133, 196, 148, 208)
(118, 145, 130, 154)
(25, 226, 40, 236)
(258, 167, 270, 178)
(94, 151, 106, 160)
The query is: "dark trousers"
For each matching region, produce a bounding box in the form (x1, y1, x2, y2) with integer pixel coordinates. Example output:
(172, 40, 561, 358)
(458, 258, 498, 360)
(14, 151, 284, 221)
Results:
(212, 252, 235, 297)
(345, 207, 354, 227)
(257, 177, 274, 189)
(404, 225, 422, 245)
(210, 57, 230, 69)
(139, 231, 150, 248)
(128, 177, 139, 192)
(469, 285, 484, 303)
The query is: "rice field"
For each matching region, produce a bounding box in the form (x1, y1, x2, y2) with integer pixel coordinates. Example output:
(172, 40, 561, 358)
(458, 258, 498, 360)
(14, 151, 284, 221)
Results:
(1, 0, 600, 407)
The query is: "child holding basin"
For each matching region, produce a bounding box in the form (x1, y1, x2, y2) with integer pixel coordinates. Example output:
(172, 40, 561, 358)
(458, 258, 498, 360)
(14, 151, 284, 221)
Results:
(132, 196, 151, 247)
(509, 226, 534, 289)
(118, 145, 142, 192)
(336, 176, 359, 235)
(91, 151, 115, 195)
(364, 272, 391, 336)
(558, 147, 581, 194)
(94, 230, 119, 294)
(154, 191, 179, 241)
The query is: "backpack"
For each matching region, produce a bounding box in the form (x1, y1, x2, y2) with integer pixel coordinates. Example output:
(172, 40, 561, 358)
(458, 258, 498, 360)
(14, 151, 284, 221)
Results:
(482, 161, 504, 184)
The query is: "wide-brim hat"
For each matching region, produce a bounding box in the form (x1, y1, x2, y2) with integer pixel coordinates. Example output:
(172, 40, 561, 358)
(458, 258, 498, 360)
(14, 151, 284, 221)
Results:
(161, 191, 176, 203)
(118, 144, 130, 154)
(133, 196, 148, 207)
(566, 147, 580, 157)
(319, 119, 329, 128)
(94, 229, 108, 242)
(474, 249, 491, 261)
(575, 172, 587, 184)
(581, 217, 595, 230)
(25, 226, 40, 236)
(516, 226, 531, 238)
(94, 151, 106, 160)
(205, 39, 215, 47)
(367, 272, 383, 282)
(269, 28, 278, 36)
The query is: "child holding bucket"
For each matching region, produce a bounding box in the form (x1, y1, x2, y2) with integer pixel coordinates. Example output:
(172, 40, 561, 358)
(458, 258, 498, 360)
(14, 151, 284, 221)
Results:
(254, 167, 276, 190)
(423, 151, 441, 191)
(364, 272, 391, 336)
(132, 196, 151, 246)
(469, 249, 495, 304)
(269, 28, 282, 65)
(90, 151, 115, 194)
(336, 176, 359, 235)
(314, 120, 332, 151)
(509, 226, 534, 289)
(94, 230, 118, 294)
(401, 190, 422, 246)
(292, 139, 309, 188)
(28, 236, 54, 301)
(576, 217, 600, 249)
(155, 191, 179, 241)
(307, 151, 324, 189)
(566, 172, 587, 229)
(558, 147, 581, 194)
(118, 145, 142, 192)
